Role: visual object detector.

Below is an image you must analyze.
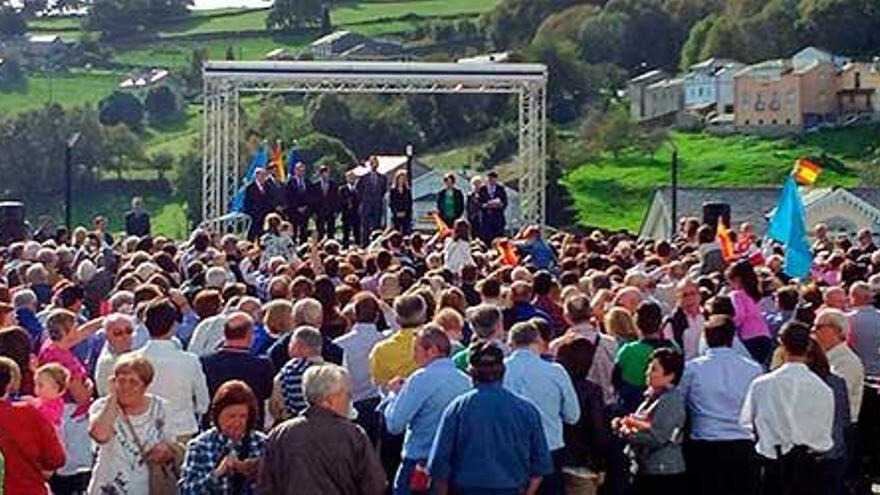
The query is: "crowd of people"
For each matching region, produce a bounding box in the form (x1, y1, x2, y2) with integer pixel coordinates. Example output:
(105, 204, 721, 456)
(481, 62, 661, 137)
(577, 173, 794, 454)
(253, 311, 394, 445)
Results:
(2, 167, 880, 495)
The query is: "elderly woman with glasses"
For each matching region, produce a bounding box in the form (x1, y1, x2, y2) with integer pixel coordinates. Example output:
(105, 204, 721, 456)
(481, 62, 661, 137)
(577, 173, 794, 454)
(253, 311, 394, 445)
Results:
(95, 313, 135, 397)
(180, 380, 267, 495)
(88, 354, 180, 495)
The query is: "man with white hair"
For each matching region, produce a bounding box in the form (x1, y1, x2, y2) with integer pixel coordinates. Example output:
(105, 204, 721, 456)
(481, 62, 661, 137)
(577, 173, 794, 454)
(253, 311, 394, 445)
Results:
(95, 313, 135, 396)
(814, 309, 864, 421)
(846, 281, 880, 476)
(267, 298, 344, 370)
(258, 364, 387, 494)
(270, 326, 325, 422)
(12, 288, 42, 348)
(614, 286, 642, 314)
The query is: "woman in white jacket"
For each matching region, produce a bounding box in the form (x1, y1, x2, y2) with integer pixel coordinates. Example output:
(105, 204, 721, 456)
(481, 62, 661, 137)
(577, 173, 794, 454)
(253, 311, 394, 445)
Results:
(443, 219, 475, 276)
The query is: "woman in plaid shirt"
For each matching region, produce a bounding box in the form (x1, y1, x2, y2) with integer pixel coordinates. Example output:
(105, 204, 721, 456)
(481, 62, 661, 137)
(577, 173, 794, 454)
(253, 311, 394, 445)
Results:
(179, 381, 266, 495)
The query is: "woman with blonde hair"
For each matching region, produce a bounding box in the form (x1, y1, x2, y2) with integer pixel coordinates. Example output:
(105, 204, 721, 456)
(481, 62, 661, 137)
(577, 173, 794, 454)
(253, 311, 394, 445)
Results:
(389, 170, 413, 234)
(604, 307, 638, 345)
(259, 213, 297, 269)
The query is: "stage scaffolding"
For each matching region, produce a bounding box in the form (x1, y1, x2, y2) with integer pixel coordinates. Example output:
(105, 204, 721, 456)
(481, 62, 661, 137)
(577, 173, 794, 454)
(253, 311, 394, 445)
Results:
(202, 61, 548, 233)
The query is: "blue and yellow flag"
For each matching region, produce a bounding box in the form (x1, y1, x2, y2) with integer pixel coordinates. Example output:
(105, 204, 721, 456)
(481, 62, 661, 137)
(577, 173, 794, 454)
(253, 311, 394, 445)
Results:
(767, 176, 813, 278)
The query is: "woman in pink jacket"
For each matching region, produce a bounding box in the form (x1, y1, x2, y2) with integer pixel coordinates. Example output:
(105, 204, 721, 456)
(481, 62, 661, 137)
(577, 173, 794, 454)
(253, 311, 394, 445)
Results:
(727, 260, 772, 365)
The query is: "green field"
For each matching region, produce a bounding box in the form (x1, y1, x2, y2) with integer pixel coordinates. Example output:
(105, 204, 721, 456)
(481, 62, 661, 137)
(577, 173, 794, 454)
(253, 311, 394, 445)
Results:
(0, 69, 124, 115)
(563, 128, 878, 232)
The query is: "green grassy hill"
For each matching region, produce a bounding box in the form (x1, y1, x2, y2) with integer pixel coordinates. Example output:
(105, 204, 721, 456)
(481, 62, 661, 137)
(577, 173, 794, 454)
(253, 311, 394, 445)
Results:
(562, 127, 880, 232)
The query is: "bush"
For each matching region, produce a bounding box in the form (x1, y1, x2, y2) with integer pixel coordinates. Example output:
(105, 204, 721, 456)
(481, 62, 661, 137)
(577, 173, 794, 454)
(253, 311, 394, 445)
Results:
(99, 91, 144, 132)
(145, 86, 183, 126)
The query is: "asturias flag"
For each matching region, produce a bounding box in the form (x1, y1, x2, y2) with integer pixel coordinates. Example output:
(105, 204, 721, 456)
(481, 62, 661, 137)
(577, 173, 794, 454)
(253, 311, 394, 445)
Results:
(231, 144, 269, 212)
(767, 175, 813, 278)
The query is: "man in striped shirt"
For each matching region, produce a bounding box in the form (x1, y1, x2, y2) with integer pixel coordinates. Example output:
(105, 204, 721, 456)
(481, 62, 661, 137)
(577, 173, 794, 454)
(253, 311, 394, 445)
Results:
(268, 327, 325, 423)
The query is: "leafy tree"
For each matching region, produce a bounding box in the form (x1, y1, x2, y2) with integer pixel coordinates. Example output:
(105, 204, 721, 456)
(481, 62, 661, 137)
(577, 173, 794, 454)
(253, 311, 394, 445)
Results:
(99, 91, 144, 132)
(104, 124, 145, 179)
(533, 4, 599, 46)
(225, 46, 235, 60)
(798, 0, 880, 56)
(581, 104, 633, 158)
(679, 14, 716, 70)
(87, 0, 192, 38)
(266, 0, 323, 30)
(605, 0, 686, 71)
(186, 48, 208, 91)
(174, 148, 202, 225)
(577, 12, 626, 65)
(481, 0, 583, 50)
(150, 152, 174, 180)
(144, 85, 182, 126)
(0, 4, 26, 35)
(296, 132, 359, 174)
(528, 39, 591, 123)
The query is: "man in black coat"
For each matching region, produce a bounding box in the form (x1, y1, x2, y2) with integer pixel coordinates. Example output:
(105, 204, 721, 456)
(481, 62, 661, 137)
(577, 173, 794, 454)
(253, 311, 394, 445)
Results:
(286, 161, 311, 244)
(310, 165, 340, 240)
(339, 170, 361, 248)
(477, 170, 508, 243)
(124, 196, 151, 237)
(243, 168, 273, 241)
(435, 173, 465, 228)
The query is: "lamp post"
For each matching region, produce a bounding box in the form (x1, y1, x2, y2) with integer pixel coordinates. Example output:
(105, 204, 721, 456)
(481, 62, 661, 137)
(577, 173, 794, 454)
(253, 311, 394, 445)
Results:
(65, 132, 81, 231)
(668, 138, 679, 240)
(405, 144, 414, 222)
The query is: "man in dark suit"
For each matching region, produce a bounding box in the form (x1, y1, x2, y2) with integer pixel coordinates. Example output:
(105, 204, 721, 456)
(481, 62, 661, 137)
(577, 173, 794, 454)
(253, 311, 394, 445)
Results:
(310, 165, 340, 240)
(435, 173, 465, 228)
(477, 170, 508, 243)
(286, 161, 311, 244)
(124, 196, 151, 237)
(243, 168, 273, 241)
(339, 170, 361, 248)
(356, 156, 388, 246)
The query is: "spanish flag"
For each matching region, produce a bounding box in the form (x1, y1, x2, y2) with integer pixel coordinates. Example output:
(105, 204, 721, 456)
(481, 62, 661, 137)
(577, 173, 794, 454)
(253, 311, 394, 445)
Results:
(432, 212, 452, 237)
(270, 139, 286, 182)
(792, 158, 821, 186)
(717, 219, 735, 262)
(497, 239, 520, 267)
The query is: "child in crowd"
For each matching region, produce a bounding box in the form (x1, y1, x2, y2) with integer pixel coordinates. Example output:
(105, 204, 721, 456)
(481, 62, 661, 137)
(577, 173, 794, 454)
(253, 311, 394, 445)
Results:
(31, 363, 70, 429)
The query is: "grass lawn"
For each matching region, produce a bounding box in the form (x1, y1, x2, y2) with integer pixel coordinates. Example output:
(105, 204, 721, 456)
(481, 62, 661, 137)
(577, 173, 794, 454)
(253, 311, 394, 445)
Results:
(562, 128, 878, 232)
(0, 69, 124, 115)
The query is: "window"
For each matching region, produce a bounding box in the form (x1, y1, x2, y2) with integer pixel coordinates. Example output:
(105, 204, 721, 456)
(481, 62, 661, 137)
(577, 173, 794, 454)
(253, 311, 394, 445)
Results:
(772, 119, 778, 124)
(758, 119, 764, 125)
(755, 93, 765, 111)
(741, 92, 751, 108)
(745, 119, 751, 125)
(785, 118, 792, 125)
(856, 72, 862, 89)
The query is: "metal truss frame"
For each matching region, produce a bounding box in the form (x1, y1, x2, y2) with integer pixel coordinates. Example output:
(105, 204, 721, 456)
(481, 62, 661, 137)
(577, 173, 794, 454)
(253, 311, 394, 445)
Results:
(202, 61, 548, 233)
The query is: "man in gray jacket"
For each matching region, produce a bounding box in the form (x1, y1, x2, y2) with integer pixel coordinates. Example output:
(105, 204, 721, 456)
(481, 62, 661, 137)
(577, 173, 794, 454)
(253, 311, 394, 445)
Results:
(356, 156, 387, 246)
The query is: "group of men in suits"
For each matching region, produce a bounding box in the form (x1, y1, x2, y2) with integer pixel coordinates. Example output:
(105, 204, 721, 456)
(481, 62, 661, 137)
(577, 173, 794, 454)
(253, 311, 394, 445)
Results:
(243, 157, 389, 247)
(243, 156, 508, 247)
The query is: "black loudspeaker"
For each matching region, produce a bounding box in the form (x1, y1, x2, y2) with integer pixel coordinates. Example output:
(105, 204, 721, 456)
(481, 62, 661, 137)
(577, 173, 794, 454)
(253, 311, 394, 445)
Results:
(702, 202, 731, 233)
(0, 201, 27, 245)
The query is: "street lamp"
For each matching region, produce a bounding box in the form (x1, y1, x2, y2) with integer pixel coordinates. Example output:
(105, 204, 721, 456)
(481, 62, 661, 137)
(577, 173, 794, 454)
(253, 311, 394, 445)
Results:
(405, 144, 414, 222)
(65, 132, 81, 231)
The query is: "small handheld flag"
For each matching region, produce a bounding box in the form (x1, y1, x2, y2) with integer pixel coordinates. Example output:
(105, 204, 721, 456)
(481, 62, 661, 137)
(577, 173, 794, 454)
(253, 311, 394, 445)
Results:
(792, 158, 821, 186)
(716, 219, 735, 262)
(271, 140, 286, 183)
(432, 212, 452, 237)
(497, 239, 520, 267)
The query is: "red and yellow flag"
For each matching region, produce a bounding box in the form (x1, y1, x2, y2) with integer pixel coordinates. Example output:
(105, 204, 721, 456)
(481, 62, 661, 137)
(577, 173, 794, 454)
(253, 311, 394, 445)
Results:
(792, 158, 821, 186)
(497, 239, 520, 267)
(270, 140, 286, 182)
(432, 212, 452, 237)
(717, 219, 735, 262)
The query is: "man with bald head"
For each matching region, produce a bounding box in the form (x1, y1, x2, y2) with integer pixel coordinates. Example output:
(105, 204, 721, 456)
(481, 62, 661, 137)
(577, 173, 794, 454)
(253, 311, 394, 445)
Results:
(824, 287, 848, 311)
(200, 311, 274, 426)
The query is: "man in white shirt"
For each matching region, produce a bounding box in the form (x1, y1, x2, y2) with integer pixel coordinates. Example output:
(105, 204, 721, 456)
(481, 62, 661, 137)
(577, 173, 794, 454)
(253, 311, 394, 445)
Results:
(813, 308, 864, 420)
(186, 290, 226, 357)
(134, 298, 210, 441)
(740, 321, 834, 495)
(662, 279, 705, 360)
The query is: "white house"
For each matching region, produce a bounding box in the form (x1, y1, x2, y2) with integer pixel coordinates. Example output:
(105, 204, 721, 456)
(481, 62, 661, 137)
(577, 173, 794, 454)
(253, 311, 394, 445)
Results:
(639, 186, 880, 239)
(793, 46, 850, 69)
(683, 58, 745, 113)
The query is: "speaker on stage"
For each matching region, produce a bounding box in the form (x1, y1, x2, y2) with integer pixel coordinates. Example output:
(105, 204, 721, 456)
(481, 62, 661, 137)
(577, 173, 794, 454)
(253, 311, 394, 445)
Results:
(0, 201, 27, 245)
(702, 202, 731, 234)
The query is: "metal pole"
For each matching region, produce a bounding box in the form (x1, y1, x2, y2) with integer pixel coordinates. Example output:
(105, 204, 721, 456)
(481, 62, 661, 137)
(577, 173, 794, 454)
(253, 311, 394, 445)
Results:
(64, 143, 72, 231)
(405, 144, 414, 222)
(671, 147, 679, 239)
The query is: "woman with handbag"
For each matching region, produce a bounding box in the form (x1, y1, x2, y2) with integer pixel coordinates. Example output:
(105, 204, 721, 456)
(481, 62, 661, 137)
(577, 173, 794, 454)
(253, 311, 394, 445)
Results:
(88, 354, 182, 495)
(179, 380, 267, 494)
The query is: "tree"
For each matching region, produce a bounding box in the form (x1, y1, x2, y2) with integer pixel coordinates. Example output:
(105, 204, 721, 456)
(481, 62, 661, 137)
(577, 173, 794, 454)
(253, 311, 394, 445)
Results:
(99, 91, 144, 132)
(481, 0, 583, 50)
(150, 152, 174, 180)
(225, 46, 235, 60)
(186, 48, 208, 91)
(581, 105, 633, 158)
(577, 12, 626, 64)
(528, 39, 591, 123)
(0, 4, 26, 36)
(798, 0, 880, 56)
(87, 0, 192, 38)
(679, 14, 716, 70)
(533, 4, 599, 46)
(144, 85, 182, 126)
(174, 149, 202, 225)
(104, 124, 145, 179)
(266, 0, 323, 30)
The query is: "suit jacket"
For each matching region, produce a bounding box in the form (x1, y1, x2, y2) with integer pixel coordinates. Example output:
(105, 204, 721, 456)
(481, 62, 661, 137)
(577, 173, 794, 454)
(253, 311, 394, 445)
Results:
(356, 172, 388, 215)
(244, 181, 273, 225)
(124, 210, 150, 237)
(435, 187, 465, 226)
(477, 183, 508, 233)
(339, 183, 360, 219)
(286, 176, 312, 218)
(310, 179, 340, 217)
